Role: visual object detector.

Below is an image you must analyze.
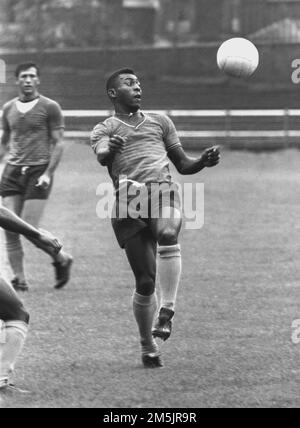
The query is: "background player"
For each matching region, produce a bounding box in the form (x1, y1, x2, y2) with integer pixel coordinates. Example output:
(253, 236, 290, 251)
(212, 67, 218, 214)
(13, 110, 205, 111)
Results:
(0, 205, 61, 392)
(0, 62, 73, 292)
(91, 68, 220, 368)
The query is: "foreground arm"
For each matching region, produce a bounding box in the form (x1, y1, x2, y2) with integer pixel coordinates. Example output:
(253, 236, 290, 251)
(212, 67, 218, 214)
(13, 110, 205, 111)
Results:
(0, 206, 62, 255)
(168, 145, 220, 175)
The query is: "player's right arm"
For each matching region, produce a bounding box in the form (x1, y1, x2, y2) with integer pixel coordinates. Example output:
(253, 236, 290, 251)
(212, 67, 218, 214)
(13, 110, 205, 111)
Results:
(96, 135, 126, 165)
(91, 123, 126, 166)
(0, 105, 10, 163)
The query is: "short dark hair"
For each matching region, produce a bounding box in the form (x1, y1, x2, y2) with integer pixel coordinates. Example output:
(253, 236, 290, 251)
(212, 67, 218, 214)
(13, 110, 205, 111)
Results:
(15, 62, 40, 78)
(106, 68, 136, 93)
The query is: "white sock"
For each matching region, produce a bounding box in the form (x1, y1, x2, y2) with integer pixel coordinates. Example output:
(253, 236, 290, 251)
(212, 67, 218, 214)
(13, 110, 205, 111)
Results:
(6, 233, 25, 281)
(133, 292, 159, 355)
(158, 244, 182, 312)
(0, 321, 28, 385)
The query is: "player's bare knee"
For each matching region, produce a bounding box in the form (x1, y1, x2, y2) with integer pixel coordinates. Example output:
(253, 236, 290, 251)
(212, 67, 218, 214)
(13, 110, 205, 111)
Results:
(157, 229, 178, 246)
(136, 276, 155, 296)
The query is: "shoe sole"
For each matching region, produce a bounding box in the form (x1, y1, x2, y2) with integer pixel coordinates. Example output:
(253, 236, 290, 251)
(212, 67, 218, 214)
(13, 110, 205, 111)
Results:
(12, 285, 29, 292)
(152, 324, 172, 341)
(11, 278, 29, 292)
(0, 385, 31, 394)
(152, 331, 171, 341)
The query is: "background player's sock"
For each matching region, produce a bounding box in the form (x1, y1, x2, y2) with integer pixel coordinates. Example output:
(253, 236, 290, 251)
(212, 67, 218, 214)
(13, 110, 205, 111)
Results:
(133, 292, 159, 355)
(5, 233, 26, 282)
(0, 321, 28, 385)
(158, 244, 182, 311)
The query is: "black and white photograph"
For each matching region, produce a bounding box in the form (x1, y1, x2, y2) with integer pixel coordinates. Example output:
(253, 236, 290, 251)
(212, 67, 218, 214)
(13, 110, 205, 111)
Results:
(0, 0, 299, 410)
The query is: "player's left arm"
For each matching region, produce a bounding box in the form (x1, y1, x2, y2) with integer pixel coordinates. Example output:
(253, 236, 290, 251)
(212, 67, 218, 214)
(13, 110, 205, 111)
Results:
(162, 114, 220, 174)
(0, 105, 11, 163)
(168, 145, 220, 175)
(37, 102, 65, 189)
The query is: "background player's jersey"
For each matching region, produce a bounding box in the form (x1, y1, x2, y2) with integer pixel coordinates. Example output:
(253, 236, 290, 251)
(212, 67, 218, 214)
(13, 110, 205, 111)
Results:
(2, 95, 65, 166)
(91, 113, 182, 188)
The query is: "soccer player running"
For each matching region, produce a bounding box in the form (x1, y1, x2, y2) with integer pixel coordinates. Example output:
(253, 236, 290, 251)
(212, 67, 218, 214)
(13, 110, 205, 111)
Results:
(91, 68, 220, 368)
(0, 205, 61, 392)
(0, 62, 73, 292)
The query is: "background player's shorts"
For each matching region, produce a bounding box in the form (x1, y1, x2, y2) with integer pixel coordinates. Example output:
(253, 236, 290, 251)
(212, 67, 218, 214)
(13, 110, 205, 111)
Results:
(111, 182, 182, 249)
(0, 163, 53, 200)
(0, 275, 28, 322)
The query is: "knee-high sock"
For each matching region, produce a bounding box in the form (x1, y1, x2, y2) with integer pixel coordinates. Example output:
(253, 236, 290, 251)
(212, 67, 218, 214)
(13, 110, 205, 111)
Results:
(5, 232, 25, 280)
(0, 321, 28, 386)
(158, 244, 182, 312)
(133, 292, 159, 355)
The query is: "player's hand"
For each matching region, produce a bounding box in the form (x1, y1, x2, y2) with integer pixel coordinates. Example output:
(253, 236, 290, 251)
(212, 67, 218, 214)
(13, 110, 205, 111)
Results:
(36, 173, 51, 189)
(108, 135, 127, 155)
(201, 146, 220, 168)
(36, 229, 62, 256)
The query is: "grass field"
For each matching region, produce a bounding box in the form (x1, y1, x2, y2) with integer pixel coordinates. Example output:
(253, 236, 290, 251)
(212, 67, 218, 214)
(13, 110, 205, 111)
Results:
(1, 141, 300, 408)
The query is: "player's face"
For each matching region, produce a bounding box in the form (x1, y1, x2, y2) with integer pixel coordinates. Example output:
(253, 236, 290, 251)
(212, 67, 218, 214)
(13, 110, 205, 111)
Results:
(115, 74, 142, 112)
(16, 67, 40, 96)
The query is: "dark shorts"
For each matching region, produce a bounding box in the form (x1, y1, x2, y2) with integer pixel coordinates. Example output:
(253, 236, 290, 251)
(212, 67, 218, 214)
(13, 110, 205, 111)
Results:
(0, 163, 53, 200)
(0, 276, 28, 323)
(111, 182, 182, 249)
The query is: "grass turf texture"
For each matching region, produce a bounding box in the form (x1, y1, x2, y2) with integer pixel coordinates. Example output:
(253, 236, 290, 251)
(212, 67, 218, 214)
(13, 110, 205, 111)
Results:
(1, 142, 300, 408)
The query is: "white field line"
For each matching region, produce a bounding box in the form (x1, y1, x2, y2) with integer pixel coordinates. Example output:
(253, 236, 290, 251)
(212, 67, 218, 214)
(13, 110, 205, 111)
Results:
(63, 130, 300, 139)
(0, 109, 299, 118)
(61, 109, 297, 118)
(0, 110, 298, 139)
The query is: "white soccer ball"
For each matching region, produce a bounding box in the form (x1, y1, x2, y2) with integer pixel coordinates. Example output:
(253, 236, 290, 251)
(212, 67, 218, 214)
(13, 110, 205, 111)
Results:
(217, 38, 259, 78)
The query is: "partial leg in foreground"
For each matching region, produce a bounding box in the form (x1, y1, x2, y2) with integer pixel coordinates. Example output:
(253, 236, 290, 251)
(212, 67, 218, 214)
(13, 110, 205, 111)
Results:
(2, 195, 28, 291)
(0, 277, 29, 391)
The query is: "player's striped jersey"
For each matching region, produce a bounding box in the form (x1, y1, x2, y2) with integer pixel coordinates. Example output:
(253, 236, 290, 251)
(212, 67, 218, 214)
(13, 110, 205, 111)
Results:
(90, 112, 182, 188)
(2, 95, 65, 166)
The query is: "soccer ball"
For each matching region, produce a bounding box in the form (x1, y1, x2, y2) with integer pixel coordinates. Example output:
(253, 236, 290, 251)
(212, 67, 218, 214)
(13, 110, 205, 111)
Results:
(217, 38, 259, 78)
